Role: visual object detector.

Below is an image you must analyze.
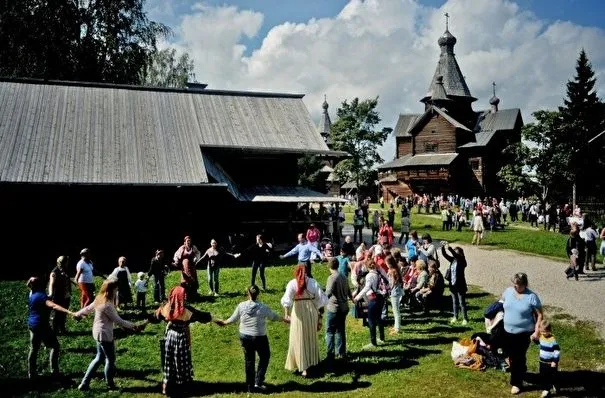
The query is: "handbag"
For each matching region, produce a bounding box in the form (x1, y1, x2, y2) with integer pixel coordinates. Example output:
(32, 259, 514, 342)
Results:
(159, 338, 166, 369)
(352, 299, 368, 319)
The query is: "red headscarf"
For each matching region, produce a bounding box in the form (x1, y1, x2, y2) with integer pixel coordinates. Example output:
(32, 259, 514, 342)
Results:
(294, 263, 307, 296)
(160, 286, 186, 321)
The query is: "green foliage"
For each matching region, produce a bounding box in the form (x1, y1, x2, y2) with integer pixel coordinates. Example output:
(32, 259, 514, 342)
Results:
(297, 154, 326, 192)
(0, 0, 172, 85)
(330, 97, 392, 196)
(141, 48, 196, 88)
(496, 143, 537, 197)
(558, 49, 605, 193)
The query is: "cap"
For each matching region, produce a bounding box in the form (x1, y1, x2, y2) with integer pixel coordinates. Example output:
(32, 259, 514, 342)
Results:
(80, 248, 90, 256)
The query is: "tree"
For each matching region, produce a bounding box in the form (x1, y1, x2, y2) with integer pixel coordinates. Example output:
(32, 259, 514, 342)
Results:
(330, 97, 391, 203)
(496, 142, 537, 197)
(297, 154, 325, 192)
(0, 0, 171, 85)
(141, 48, 195, 88)
(558, 49, 605, 196)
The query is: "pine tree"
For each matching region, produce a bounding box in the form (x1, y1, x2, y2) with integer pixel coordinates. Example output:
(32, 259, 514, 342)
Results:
(558, 49, 605, 197)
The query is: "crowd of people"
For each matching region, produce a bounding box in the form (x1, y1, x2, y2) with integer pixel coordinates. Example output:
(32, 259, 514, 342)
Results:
(25, 198, 580, 397)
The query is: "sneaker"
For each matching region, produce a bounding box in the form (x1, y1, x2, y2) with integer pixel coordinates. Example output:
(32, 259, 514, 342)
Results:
(214, 292, 219, 297)
(450, 317, 457, 324)
(511, 386, 520, 395)
(208, 290, 214, 295)
(541, 390, 549, 397)
(77, 383, 89, 391)
(461, 319, 468, 326)
(254, 384, 268, 391)
(362, 343, 377, 350)
(377, 338, 385, 345)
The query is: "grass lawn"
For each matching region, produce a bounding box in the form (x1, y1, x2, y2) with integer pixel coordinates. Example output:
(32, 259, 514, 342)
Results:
(343, 204, 601, 262)
(1, 265, 604, 397)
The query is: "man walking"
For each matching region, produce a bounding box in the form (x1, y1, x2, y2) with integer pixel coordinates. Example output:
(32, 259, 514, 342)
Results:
(280, 233, 323, 278)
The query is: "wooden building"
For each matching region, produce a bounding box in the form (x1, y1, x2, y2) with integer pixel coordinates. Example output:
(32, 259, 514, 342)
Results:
(378, 22, 523, 200)
(0, 78, 345, 275)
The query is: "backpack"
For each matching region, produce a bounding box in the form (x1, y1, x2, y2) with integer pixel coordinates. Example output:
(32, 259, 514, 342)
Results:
(484, 301, 504, 320)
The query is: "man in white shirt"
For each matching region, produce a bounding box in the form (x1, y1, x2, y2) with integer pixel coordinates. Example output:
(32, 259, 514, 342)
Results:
(584, 223, 598, 271)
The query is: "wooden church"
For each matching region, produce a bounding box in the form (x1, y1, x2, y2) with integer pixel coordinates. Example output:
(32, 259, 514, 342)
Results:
(378, 18, 523, 199)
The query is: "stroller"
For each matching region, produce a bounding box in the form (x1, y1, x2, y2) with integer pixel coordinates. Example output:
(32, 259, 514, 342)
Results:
(319, 237, 335, 259)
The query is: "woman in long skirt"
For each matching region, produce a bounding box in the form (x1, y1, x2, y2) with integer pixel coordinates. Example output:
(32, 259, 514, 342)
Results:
(150, 286, 212, 395)
(280, 264, 327, 377)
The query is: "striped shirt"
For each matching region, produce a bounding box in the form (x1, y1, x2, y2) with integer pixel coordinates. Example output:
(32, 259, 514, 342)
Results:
(538, 334, 560, 365)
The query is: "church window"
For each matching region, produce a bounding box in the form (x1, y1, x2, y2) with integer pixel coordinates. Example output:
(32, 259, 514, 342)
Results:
(425, 142, 438, 152)
(470, 159, 480, 170)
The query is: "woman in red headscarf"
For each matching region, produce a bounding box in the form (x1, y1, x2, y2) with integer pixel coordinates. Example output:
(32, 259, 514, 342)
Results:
(150, 286, 212, 395)
(280, 264, 327, 377)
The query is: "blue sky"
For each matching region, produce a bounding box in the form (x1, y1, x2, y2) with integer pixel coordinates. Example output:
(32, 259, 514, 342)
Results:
(145, 0, 605, 161)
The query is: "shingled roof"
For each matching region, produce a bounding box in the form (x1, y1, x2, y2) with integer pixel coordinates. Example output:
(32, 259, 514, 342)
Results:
(422, 28, 476, 103)
(394, 114, 423, 137)
(377, 153, 458, 169)
(0, 79, 331, 185)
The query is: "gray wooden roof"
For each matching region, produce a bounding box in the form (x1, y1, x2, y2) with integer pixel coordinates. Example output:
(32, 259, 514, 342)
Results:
(240, 185, 347, 203)
(422, 29, 476, 102)
(378, 153, 457, 169)
(394, 114, 423, 137)
(475, 108, 521, 132)
(433, 107, 471, 131)
(317, 98, 333, 146)
(0, 79, 329, 185)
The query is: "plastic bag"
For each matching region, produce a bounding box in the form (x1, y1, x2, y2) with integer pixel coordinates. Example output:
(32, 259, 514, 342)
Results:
(451, 341, 468, 360)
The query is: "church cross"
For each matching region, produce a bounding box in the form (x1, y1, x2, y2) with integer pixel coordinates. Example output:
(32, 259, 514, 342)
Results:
(445, 12, 449, 30)
(492, 81, 497, 96)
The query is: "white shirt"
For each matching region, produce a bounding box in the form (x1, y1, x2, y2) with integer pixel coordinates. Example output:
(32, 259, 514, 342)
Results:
(280, 277, 328, 310)
(76, 260, 94, 284)
(134, 279, 147, 293)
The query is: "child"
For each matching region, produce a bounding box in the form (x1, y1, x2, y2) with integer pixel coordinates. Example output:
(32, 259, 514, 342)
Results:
(565, 248, 578, 280)
(135, 272, 148, 313)
(534, 320, 560, 397)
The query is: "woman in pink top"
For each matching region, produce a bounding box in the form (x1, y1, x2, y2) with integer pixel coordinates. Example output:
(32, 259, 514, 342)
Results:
(306, 224, 321, 248)
(75, 279, 145, 391)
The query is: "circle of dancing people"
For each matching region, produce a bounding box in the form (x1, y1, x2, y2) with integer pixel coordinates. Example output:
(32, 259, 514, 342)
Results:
(26, 224, 557, 396)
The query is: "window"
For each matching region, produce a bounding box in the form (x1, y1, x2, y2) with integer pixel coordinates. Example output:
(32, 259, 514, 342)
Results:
(425, 142, 438, 152)
(431, 130, 437, 134)
(470, 159, 480, 170)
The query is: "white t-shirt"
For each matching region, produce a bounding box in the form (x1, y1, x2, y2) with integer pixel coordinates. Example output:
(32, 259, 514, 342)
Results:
(134, 279, 147, 293)
(76, 260, 94, 284)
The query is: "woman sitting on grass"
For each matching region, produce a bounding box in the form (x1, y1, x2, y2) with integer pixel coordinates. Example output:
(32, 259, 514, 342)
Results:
(150, 285, 212, 395)
(409, 260, 429, 309)
(26, 276, 74, 379)
(215, 285, 288, 393)
(415, 260, 445, 314)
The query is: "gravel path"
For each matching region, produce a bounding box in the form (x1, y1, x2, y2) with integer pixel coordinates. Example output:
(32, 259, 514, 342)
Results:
(341, 225, 605, 338)
(458, 243, 605, 338)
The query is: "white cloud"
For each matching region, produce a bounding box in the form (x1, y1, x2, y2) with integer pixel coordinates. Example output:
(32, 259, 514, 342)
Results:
(166, 0, 605, 162)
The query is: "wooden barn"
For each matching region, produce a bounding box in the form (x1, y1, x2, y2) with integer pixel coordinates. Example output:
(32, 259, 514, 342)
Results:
(0, 78, 345, 276)
(378, 23, 523, 200)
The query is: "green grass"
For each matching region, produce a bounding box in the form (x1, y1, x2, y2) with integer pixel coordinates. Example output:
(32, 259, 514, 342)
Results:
(344, 203, 598, 261)
(2, 265, 604, 397)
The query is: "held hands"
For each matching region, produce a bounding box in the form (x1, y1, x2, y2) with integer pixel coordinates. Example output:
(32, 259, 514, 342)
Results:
(214, 319, 226, 326)
(282, 316, 290, 324)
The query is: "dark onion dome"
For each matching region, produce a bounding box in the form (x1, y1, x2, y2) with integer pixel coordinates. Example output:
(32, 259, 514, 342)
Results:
(489, 95, 500, 106)
(438, 29, 457, 47)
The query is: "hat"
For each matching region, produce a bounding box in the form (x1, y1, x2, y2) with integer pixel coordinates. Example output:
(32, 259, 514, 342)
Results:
(80, 248, 90, 256)
(137, 272, 145, 279)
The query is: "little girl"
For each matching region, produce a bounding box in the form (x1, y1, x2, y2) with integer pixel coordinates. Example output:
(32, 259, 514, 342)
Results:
(134, 272, 148, 313)
(109, 256, 132, 309)
(565, 248, 578, 280)
(386, 256, 403, 335)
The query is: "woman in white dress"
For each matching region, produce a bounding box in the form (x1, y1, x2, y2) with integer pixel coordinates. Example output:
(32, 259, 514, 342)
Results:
(281, 264, 328, 377)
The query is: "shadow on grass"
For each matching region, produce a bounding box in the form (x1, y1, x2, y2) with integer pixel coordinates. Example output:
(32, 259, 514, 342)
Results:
(121, 380, 372, 396)
(524, 370, 605, 397)
(0, 374, 76, 395)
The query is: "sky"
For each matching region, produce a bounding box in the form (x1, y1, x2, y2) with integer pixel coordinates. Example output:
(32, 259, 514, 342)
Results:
(145, 0, 605, 162)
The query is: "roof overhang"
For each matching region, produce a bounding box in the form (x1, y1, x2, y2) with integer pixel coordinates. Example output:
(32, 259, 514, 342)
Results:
(240, 186, 348, 203)
(200, 144, 349, 158)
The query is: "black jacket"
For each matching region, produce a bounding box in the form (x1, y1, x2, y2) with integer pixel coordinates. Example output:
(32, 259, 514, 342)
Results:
(441, 246, 467, 293)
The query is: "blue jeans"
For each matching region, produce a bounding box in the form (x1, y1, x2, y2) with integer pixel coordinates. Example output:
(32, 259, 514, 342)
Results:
(239, 334, 270, 388)
(81, 341, 116, 387)
(390, 287, 402, 331)
(28, 327, 59, 376)
(207, 265, 220, 293)
(153, 273, 166, 302)
(325, 311, 347, 362)
(451, 290, 468, 321)
(367, 296, 385, 345)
